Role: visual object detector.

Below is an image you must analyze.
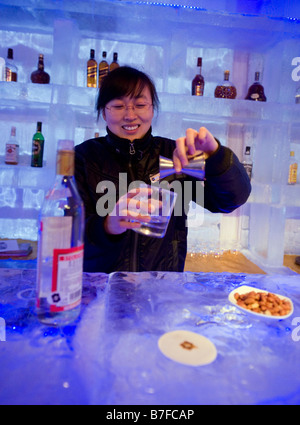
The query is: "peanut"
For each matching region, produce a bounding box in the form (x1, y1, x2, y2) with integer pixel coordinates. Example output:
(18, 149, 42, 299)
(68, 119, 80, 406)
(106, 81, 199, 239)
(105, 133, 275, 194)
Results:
(234, 290, 292, 317)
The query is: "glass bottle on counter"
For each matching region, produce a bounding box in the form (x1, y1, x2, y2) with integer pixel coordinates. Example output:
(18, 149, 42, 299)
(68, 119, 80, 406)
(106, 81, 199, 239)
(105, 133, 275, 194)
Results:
(87, 49, 97, 88)
(214, 70, 237, 99)
(245, 72, 266, 101)
(288, 151, 298, 185)
(109, 52, 119, 72)
(242, 146, 253, 180)
(6, 48, 18, 82)
(31, 122, 44, 167)
(5, 126, 19, 165)
(98, 51, 109, 88)
(36, 139, 85, 326)
(31, 54, 50, 84)
(191, 57, 205, 96)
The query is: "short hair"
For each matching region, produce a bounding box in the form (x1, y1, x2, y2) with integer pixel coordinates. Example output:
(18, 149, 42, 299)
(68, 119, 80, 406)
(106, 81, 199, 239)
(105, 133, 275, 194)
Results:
(96, 66, 159, 120)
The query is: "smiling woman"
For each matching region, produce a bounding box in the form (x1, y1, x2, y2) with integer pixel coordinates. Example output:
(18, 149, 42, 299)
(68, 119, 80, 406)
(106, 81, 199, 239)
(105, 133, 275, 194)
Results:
(74, 66, 251, 273)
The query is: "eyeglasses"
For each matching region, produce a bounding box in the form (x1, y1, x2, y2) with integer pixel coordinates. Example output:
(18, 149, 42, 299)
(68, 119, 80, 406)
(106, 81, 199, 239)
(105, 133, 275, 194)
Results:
(105, 102, 153, 116)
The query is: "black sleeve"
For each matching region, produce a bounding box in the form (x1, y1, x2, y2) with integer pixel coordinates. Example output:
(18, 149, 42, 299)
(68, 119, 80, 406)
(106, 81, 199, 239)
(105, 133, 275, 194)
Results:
(201, 141, 251, 213)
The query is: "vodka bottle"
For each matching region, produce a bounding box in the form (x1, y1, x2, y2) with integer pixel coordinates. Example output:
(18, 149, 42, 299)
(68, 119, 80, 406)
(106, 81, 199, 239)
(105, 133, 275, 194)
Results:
(6, 48, 18, 82)
(214, 70, 237, 99)
(98, 51, 109, 88)
(109, 52, 119, 72)
(31, 54, 50, 84)
(5, 126, 19, 165)
(245, 72, 266, 101)
(192, 57, 205, 96)
(36, 140, 85, 326)
(87, 48, 97, 88)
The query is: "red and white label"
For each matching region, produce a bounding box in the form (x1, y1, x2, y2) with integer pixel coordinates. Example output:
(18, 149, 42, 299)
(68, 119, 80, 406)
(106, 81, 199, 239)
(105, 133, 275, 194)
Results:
(50, 244, 84, 312)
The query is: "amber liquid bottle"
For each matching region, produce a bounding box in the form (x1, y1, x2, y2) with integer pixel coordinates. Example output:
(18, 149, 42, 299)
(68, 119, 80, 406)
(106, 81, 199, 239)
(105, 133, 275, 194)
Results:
(6, 48, 18, 82)
(31, 54, 50, 84)
(214, 70, 237, 99)
(98, 51, 109, 88)
(87, 49, 97, 88)
(109, 52, 119, 72)
(245, 72, 266, 101)
(192, 57, 205, 96)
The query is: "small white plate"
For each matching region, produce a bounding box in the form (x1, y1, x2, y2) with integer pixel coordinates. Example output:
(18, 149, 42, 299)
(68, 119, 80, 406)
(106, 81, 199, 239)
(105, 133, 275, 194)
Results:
(228, 285, 294, 320)
(158, 330, 217, 366)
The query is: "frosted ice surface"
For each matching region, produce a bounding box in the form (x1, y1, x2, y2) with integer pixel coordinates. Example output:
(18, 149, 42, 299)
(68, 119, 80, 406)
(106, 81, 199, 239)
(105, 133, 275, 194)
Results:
(0, 270, 299, 404)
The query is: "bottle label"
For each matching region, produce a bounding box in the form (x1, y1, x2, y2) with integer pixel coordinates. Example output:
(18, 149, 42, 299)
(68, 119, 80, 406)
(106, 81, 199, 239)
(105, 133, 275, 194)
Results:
(38, 216, 83, 312)
(288, 163, 298, 184)
(194, 84, 204, 96)
(50, 245, 84, 312)
(5, 143, 19, 164)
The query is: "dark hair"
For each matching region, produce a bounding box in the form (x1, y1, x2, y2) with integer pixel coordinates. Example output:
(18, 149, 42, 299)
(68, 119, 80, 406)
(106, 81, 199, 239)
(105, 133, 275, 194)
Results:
(96, 66, 159, 120)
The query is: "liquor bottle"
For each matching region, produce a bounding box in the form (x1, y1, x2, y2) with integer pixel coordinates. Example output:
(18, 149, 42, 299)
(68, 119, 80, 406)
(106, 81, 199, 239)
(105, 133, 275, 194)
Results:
(98, 51, 109, 88)
(31, 54, 50, 84)
(109, 52, 119, 72)
(192, 57, 205, 96)
(245, 72, 266, 101)
(6, 48, 18, 82)
(36, 139, 85, 326)
(288, 151, 298, 185)
(5, 126, 19, 165)
(31, 122, 44, 167)
(242, 146, 253, 180)
(87, 49, 97, 88)
(214, 70, 237, 99)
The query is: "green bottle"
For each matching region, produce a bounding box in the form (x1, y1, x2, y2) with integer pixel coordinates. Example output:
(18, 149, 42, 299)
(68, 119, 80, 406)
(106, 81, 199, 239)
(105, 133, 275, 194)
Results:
(31, 122, 44, 167)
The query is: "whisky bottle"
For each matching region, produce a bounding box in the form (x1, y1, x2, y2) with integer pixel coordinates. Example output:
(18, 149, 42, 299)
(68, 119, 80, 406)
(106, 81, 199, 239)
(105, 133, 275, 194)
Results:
(31, 122, 44, 167)
(6, 48, 18, 82)
(242, 146, 253, 180)
(192, 57, 205, 96)
(245, 72, 266, 101)
(109, 52, 119, 72)
(31, 54, 50, 84)
(98, 51, 109, 88)
(288, 151, 298, 185)
(87, 49, 97, 88)
(5, 126, 19, 165)
(36, 140, 85, 326)
(214, 70, 237, 99)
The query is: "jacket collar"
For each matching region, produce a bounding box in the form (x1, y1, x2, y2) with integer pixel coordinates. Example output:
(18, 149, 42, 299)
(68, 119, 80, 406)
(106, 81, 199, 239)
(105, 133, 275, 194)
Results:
(105, 127, 152, 160)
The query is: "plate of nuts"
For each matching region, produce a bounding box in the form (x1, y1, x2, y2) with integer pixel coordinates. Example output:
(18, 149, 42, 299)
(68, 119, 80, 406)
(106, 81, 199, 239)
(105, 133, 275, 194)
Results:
(228, 285, 293, 319)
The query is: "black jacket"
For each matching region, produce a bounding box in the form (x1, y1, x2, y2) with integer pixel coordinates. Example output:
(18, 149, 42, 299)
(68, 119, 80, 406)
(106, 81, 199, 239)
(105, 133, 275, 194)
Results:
(74, 128, 251, 273)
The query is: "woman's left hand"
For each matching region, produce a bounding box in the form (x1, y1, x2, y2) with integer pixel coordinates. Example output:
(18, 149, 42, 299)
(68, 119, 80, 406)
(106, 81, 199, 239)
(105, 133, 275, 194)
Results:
(173, 127, 218, 173)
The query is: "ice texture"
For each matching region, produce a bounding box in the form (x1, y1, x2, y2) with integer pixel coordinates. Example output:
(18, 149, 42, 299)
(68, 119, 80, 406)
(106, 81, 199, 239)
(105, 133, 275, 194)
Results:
(0, 269, 299, 405)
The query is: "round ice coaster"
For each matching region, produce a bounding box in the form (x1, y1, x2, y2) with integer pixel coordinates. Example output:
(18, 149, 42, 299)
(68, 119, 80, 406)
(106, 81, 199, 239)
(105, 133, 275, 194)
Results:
(158, 330, 217, 366)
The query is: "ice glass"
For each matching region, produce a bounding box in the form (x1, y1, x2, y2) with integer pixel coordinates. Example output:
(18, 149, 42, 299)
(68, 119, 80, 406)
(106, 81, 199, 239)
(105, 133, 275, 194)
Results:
(128, 184, 177, 238)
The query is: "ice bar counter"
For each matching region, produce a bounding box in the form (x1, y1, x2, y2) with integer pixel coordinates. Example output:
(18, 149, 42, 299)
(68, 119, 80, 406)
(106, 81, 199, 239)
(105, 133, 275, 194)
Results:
(0, 269, 300, 405)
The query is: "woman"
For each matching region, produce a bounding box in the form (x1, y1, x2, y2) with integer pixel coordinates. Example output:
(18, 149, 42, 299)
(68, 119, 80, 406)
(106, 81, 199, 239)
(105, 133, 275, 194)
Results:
(75, 66, 251, 273)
